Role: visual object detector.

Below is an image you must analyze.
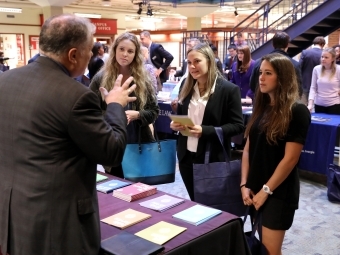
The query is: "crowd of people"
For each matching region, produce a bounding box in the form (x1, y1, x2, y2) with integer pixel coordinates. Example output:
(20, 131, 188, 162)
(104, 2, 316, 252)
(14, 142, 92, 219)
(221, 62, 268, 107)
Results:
(0, 12, 339, 255)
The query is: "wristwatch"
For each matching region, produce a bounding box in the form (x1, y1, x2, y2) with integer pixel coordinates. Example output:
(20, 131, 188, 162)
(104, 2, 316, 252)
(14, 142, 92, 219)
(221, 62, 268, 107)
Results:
(262, 184, 273, 195)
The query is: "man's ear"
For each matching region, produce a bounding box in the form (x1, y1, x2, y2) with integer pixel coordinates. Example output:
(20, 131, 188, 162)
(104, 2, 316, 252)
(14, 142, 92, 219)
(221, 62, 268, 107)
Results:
(68, 48, 78, 64)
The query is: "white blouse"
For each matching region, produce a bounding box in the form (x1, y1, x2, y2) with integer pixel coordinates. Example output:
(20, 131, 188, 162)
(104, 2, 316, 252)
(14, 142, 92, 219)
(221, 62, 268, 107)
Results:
(187, 78, 217, 152)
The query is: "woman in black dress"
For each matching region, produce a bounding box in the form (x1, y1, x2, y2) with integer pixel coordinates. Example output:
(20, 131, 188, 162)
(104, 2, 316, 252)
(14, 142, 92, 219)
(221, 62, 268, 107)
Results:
(241, 53, 311, 254)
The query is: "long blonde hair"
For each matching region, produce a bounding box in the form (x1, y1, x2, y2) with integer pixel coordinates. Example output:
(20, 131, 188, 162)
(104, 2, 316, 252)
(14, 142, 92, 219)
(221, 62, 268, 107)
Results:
(178, 43, 223, 103)
(321, 47, 337, 79)
(245, 53, 299, 145)
(100, 32, 154, 110)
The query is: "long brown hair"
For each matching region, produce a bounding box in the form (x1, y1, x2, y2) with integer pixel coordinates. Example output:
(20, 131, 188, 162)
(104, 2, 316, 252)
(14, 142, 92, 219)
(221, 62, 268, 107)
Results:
(245, 53, 299, 145)
(236, 45, 251, 73)
(100, 32, 153, 110)
(178, 43, 223, 103)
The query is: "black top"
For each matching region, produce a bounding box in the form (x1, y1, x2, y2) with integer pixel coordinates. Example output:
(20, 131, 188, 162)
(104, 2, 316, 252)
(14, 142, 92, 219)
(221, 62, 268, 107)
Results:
(88, 57, 104, 80)
(246, 103, 311, 208)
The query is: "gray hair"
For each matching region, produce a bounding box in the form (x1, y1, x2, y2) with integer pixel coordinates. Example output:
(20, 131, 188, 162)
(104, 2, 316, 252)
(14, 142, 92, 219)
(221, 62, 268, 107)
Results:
(39, 14, 95, 56)
(140, 30, 151, 38)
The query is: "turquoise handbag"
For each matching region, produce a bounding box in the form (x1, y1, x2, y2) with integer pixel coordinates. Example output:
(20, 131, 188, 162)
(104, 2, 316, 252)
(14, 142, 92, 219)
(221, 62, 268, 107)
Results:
(122, 125, 176, 185)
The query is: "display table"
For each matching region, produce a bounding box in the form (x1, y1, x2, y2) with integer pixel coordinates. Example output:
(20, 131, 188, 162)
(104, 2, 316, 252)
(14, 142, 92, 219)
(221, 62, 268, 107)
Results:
(155, 101, 174, 134)
(298, 113, 340, 175)
(98, 176, 251, 255)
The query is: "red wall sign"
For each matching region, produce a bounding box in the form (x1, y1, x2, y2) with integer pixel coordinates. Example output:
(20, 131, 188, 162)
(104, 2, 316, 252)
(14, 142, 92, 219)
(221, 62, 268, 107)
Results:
(89, 18, 117, 35)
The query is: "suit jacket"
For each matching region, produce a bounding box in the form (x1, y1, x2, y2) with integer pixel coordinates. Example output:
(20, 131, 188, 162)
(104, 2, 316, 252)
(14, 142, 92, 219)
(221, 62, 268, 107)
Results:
(149, 42, 174, 82)
(250, 49, 303, 97)
(177, 77, 244, 163)
(175, 59, 187, 78)
(299, 47, 322, 93)
(0, 56, 128, 255)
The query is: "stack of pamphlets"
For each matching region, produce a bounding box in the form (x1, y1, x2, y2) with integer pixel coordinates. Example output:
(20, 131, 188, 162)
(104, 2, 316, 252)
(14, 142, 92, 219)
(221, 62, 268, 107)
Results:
(172, 204, 222, 226)
(96, 179, 130, 193)
(135, 221, 187, 245)
(101, 208, 151, 229)
(113, 182, 157, 202)
(101, 231, 164, 255)
(96, 173, 108, 183)
(139, 195, 184, 212)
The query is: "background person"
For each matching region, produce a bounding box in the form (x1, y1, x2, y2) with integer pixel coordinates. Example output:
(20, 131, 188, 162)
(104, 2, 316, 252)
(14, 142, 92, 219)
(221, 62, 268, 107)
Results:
(170, 43, 244, 200)
(0, 14, 136, 255)
(299, 36, 325, 105)
(88, 42, 104, 80)
(222, 44, 238, 81)
(308, 47, 340, 114)
(333, 44, 340, 65)
(140, 30, 174, 87)
(241, 53, 310, 255)
(141, 45, 158, 93)
(230, 45, 255, 100)
(90, 32, 159, 178)
(250, 32, 303, 98)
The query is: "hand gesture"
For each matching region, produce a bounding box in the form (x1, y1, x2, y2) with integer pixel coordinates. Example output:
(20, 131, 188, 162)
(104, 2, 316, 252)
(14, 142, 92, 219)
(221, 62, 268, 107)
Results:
(99, 74, 136, 107)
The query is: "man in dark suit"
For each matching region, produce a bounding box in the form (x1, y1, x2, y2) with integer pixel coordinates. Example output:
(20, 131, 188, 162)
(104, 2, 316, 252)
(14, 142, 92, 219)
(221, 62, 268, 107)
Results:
(140, 30, 174, 86)
(0, 14, 136, 255)
(250, 32, 303, 98)
(299, 36, 325, 104)
(174, 38, 200, 78)
(222, 44, 238, 80)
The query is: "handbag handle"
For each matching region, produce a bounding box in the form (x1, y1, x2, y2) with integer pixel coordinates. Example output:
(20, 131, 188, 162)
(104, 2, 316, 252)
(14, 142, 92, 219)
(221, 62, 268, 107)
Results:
(203, 127, 231, 164)
(138, 123, 161, 154)
(243, 206, 264, 242)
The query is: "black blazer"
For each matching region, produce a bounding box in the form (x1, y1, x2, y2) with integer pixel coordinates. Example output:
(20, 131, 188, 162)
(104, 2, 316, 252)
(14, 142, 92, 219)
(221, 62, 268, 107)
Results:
(175, 59, 187, 77)
(177, 77, 244, 163)
(149, 42, 174, 82)
(299, 47, 322, 93)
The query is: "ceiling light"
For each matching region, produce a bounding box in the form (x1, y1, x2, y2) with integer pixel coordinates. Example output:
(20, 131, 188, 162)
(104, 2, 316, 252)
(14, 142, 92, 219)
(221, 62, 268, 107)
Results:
(102, 0, 111, 6)
(137, 3, 142, 15)
(146, 5, 153, 16)
(234, 9, 239, 17)
(0, 7, 22, 13)
(74, 13, 102, 19)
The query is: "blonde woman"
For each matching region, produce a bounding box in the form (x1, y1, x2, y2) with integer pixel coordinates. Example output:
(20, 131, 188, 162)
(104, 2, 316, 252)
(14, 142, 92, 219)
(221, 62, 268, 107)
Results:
(308, 47, 340, 114)
(90, 32, 159, 177)
(170, 43, 244, 200)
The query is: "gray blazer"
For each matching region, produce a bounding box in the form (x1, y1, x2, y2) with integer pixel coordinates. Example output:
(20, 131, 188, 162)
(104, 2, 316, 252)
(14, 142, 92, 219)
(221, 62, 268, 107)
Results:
(0, 56, 128, 255)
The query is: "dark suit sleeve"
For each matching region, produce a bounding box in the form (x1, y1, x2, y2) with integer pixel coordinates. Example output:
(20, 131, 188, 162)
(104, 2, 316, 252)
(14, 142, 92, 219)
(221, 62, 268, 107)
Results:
(250, 60, 260, 93)
(155, 44, 174, 71)
(294, 61, 303, 98)
(175, 60, 186, 77)
(68, 90, 127, 166)
(299, 50, 306, 71)
(222, 55, 228, 70)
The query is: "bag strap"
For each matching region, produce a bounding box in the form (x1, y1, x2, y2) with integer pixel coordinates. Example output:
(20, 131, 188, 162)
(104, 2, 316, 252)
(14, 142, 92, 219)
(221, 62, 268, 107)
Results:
(214, 127, 232, 163)
(203, 127, 230, 164)
(243, 206, 264, 242)
(137, 123, 161, 154)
